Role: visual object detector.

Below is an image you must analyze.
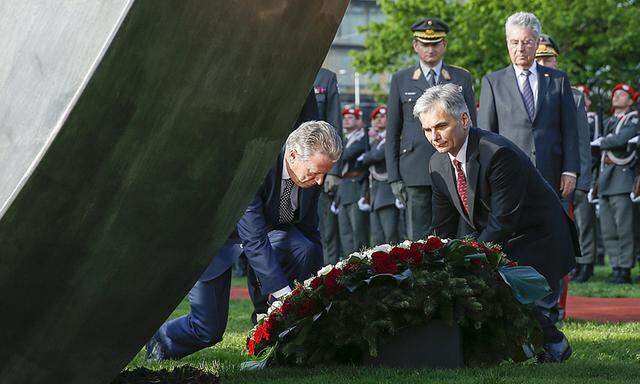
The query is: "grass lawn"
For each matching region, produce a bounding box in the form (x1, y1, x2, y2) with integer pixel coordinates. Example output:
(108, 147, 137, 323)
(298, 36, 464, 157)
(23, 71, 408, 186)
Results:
(128, 285, 640, 383)
(568, 265, 640, 298)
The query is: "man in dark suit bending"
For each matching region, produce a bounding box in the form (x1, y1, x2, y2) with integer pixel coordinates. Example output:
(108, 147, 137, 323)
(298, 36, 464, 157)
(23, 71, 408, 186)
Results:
(418, 84, 577, 362)
(145, 121, 342, 360)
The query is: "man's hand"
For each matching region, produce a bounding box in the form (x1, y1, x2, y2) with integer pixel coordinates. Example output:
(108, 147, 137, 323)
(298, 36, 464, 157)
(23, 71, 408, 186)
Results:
(390, 180, 408, 206)
(323, 174, 340, 194)
(559, 174, 576, 198)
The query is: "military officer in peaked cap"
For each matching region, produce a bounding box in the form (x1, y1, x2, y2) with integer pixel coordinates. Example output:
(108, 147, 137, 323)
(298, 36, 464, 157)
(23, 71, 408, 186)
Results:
(386, 17, 477, 241)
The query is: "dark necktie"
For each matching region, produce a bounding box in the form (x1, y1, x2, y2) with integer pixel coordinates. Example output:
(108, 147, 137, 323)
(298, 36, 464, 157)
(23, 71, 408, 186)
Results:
(279, 179, 295, 224)
(453, 159, 469, 215)
(521, 70, 535, 120)
(427, 69, 436, 87)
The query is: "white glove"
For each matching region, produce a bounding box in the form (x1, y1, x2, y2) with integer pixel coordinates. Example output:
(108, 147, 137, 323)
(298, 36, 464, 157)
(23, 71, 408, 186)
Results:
(590, 137, 602, 147)
(356, 153, 365, 162)
(631, 191, 640, 203)
(330, 201, 340, 215)
(587, 188, 598, 204)
(395, 198, 406, 209)
(357, 197, 371, 212)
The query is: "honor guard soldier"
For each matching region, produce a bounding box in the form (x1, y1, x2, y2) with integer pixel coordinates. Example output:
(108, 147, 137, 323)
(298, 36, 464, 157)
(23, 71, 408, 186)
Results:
(535, 35, 595, 282)
(336, 106, 370, 255)
(386, 17, 477, 241)
(593, 84, 639, 284)
(314, 68, 343, 265)
(358, 106, 402, 245)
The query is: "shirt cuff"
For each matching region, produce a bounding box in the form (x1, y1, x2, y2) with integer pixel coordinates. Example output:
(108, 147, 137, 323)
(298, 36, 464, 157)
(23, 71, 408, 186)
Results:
(272, 286, 292, 299)
(562, 172, 577, 178)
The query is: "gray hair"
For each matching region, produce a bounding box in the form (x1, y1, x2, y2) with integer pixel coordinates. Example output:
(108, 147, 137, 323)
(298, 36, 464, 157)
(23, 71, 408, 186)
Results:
(285, 120, 342, 162)
(505, 12, 542, 39)
(413, 83, 470, 122)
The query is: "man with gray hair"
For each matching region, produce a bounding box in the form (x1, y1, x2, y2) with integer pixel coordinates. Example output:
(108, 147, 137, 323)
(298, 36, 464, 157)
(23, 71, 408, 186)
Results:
(478, 12, 579, 201)
(420, 84, 578, 363)
(146, 120, 342, 361)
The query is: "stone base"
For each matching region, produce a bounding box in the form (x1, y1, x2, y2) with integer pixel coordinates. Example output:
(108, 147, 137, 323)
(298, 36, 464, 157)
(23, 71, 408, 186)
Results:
(363, 320, 463, 369)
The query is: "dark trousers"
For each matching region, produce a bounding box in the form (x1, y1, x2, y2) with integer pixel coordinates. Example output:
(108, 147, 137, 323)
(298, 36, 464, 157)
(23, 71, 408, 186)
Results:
(338, 202, 369, 255)
(371, 205, 399, 245)
(247, 227, 323, 322)
(318, 191, 341, 265)
(156, 268, 232, 359)
(533, 278, 566, 344)
(573, 190, 596, 265)
(600, 194, 635, 269)
(406, 186, 432, 241)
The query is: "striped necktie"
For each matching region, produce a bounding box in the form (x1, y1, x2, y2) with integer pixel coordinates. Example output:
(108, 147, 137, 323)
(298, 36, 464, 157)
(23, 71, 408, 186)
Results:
(279, 179, 295, 224)
(521, 70, 535, 120)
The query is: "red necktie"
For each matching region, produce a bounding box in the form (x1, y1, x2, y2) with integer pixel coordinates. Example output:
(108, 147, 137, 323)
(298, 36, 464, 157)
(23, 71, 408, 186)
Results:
(453, 159, 469, 215)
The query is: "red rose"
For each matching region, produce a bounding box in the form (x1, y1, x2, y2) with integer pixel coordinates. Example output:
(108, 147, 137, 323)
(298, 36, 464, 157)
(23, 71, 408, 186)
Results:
(280, 301, 293, 316)
(372, 251, 398, 274)
(391, 246, 422, 266)
(470, 259, 483, 266)
(425, 237, 444, 251)
(247, 337, 256, 356)
(296, 298, 318, 317)
(310, 276, 323, 289)
(291, 286, 303, 297)
(324, 268, 343, 295)
(505, 261, 518, 267)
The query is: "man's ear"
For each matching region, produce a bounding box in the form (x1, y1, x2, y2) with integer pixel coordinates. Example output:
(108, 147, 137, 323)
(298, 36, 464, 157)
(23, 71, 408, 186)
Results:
(461, 112, 470, 128)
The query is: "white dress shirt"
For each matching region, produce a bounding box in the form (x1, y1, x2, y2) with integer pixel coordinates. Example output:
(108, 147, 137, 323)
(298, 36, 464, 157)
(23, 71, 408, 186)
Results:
(513, 61, 539, 107)
(420, 60, 444, 84)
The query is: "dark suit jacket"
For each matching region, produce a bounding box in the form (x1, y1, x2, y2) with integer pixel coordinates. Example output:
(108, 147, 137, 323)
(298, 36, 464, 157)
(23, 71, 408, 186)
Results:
(201, 151, 321, 294)
(429, 128, 578, 289)
(386, 62, 476, 186)
(478, 64, 579, 193)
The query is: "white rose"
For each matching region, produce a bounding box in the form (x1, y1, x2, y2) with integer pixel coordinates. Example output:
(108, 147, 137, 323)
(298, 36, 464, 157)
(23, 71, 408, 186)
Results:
(267, 300, 283, 316)
(397, 240, 412, 249)
(317, 264, 334, 276)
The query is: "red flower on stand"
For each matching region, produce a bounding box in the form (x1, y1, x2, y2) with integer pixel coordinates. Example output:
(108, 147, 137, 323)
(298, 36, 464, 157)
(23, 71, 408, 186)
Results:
(371, 251, 398, 274)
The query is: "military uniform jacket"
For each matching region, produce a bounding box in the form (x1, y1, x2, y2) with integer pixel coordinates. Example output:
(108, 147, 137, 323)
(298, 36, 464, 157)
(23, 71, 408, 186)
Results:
(478, 64, 579, 193)
(598, 111, 639, 196)
(314, 68, 342, 131)
(336, 128, 369, 206)
(572, 89, 593, 191)
(359, 134, 396, 210)
(386, 62, 477, 186)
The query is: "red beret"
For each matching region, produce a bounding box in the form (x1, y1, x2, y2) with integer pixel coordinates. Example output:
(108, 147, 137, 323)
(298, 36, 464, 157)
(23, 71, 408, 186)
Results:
(370, 105, 387, 120)
(612, 83, 638, 101)
(574, 84, 590, 96)
(341, 106, 362, 118)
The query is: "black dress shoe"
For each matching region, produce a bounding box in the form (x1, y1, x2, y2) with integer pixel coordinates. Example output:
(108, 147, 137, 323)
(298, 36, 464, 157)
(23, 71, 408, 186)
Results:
(570, 264, 582, 280)
(607, 268, 621, 283)
(573, 264, 594, 283)
(611, 268, 632, 284)
(537, 336, 572, 363)
(145, 332, 167, 361)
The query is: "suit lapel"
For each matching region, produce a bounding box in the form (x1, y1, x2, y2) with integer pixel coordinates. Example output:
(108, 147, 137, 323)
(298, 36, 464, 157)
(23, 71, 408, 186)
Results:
(411, 64, 429, 93)
(534, 66, 550, 122)
(504, 66, 531, 122)
(465, 129, 480, 228)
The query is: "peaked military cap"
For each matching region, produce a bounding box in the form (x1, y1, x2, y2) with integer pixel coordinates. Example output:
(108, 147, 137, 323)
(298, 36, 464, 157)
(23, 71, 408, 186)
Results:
(536, 34, 559, 58)
(412, 18, 449, 43)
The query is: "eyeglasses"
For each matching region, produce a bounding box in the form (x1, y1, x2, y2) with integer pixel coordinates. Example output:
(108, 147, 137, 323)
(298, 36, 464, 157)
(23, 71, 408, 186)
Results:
(507, 39, 536, 48)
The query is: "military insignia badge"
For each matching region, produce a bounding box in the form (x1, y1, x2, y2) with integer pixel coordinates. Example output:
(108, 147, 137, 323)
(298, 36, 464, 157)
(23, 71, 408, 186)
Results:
(441, 68, 451, 81)
(314, 86, 326, 94)
(412, 68, 421, 80)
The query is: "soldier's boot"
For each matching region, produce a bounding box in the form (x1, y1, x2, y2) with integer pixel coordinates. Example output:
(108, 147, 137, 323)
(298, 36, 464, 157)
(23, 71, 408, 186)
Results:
(607, 268, 621, 283)
(569, 264, 582, 281)
(573, 264, 594, 283)
(611, 268, 632, 284)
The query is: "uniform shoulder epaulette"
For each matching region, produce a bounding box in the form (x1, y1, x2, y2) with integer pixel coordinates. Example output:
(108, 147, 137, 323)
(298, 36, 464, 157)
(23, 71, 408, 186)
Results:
(447, 64, 470, 73)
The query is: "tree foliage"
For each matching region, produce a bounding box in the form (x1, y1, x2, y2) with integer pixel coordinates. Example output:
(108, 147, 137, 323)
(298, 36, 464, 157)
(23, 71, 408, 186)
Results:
(353, 0, 640, 99)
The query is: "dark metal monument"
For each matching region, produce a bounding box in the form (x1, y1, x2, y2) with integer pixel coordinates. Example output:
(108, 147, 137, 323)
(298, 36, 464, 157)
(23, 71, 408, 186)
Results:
(0, 1, 348, 383)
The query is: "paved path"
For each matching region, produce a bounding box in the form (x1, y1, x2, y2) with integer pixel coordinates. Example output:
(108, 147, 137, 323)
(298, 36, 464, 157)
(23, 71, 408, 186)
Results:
(230, 287, 640, 323)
